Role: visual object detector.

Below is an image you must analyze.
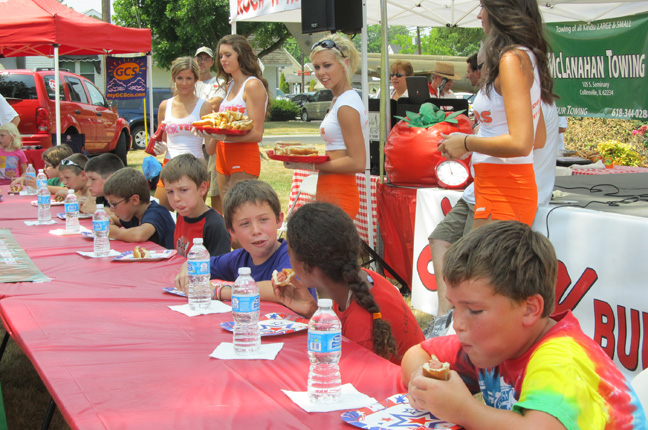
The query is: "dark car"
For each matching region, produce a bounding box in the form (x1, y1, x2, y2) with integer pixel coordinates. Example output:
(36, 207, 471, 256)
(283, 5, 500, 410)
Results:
(300, 89, 334, 121)
(0, 68, 131, 164)
(115, 88, 174, 150)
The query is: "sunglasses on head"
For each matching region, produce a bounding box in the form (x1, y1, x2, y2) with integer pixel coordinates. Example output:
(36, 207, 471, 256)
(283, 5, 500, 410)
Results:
(311, 39, 346, 58)
(391, 73, 405, 78)
(61, 159, 83, 171)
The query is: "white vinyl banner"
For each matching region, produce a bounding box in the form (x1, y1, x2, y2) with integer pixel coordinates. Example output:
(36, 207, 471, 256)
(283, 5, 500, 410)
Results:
(231, 0, 301, 21)
(412, 188, 648, 378)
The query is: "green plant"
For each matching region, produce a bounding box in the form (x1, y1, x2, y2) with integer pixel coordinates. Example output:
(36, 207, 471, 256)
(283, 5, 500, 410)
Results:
(309, 80, 316, 91)
(596, 140, 646, 167)
(269, 100, 300, 121)
(279, 73, 289, 94)
(632, 124, 648, 149)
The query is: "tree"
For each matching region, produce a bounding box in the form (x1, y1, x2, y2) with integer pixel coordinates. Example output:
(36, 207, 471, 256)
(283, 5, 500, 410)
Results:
(395, 28, 483, 56)
(279, 73, 289, 93)
(113, 0, 291, 69)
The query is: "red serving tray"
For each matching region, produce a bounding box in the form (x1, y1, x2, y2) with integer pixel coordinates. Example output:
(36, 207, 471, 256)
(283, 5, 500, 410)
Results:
(193, 125, 250, 136)
(266, 150, 330, 164)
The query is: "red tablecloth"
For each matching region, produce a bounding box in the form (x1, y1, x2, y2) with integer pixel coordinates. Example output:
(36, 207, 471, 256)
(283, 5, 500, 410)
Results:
(572, 165, 648, 175)
(289, 170, 378, 244)
(0, 185, 407, 429)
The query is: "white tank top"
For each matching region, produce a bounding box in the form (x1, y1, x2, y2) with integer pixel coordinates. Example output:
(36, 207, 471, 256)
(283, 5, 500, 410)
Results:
(471, 47, 542, 166)
(218, 76, 267, 142)
(163, 97, 205, 159)
(320, 89, 368, 151)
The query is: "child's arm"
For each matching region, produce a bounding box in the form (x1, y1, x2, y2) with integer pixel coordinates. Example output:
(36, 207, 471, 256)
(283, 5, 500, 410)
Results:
(47, 185, 67, 195)
(272, 277, 318, 318)
(401, 344, 432, 386)
(109, 223, 156, 243)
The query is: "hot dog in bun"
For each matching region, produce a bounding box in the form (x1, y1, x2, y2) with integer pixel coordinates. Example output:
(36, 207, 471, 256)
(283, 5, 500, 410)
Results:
(272, 268, 296, 286)
(421, 355, 450, 381)
(133, 246, 151, 259)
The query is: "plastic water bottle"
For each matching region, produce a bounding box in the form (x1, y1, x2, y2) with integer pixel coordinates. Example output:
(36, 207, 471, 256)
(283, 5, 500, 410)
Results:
(307, 298, 342, 404)
(232, 267, 260, 355)
(187, 238, 211, 311)
(36, 169, 48, 189)
(24, 164, 37, 195)
(92, 204, 110, 257)
(36, 181, 51, 224)
(64, 189, 79, 232)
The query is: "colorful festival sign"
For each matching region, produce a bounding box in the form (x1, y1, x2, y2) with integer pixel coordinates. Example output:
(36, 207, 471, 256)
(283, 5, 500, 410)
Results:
(545, 12, 648, 120)
(105, 56, 147, 100)
(232, 0, 301, 21)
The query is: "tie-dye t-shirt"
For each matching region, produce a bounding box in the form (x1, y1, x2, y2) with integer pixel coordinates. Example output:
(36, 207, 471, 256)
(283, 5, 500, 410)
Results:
(420, 311, 646, 429)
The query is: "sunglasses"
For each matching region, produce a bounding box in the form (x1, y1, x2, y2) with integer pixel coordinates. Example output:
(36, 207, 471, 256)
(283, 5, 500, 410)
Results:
(311, 39, 346, 58)
(391, 73, 405, 78)
(60, 159, 84, 171)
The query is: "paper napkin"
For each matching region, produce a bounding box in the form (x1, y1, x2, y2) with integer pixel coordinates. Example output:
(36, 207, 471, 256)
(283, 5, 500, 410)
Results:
(282, 384, 377, 413)
(168, 301, 232, 316)
(49, 226, 91, 236)
(571, 160, 604, 170)
(24, 220, 57, 226)
(209, 342, 283, 360)
(76, 250, 122, 258)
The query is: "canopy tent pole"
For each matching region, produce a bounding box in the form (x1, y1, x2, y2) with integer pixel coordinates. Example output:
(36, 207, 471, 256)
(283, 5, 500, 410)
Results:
(378, 0, 389, 183)
(54, 44, 61, 147)
(360, 0, 375, 249)
(147, 53, 154, 138)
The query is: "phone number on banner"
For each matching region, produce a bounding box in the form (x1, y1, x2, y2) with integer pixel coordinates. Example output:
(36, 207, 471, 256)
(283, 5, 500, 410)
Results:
(610, 108, 648, 119)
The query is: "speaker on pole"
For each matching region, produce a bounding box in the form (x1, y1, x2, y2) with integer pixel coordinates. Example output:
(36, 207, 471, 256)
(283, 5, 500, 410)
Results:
(301, 0, 362, 34)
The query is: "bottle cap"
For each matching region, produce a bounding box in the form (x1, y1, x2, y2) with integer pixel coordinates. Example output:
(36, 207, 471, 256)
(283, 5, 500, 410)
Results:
(67, 189, 75, 194)
(193, 238, 203, 244)
(238, 267, 251, 275)
(96, 204, 104, 209)
(318, 298, 333, 308)
(38, 169, 44, 173)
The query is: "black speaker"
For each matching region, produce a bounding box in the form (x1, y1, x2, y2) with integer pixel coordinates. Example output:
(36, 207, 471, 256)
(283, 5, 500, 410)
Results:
(301, 0, 362, 34)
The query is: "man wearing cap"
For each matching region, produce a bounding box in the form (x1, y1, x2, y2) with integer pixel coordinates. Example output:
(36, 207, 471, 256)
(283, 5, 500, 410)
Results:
(428, 61, 461, 98)
(194, 46, 226, 212)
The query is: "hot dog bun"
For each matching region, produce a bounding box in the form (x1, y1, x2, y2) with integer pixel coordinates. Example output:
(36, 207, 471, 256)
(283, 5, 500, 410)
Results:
(133, 246, 151, 259)
(421, 355, 450, 381)
(272, 268, 296, 286)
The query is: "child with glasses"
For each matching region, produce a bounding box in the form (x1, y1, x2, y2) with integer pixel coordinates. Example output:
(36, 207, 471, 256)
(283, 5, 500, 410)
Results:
(390, 60, 414, 101)
(283, 34, 367, 220)
(104, 168, 175, 249)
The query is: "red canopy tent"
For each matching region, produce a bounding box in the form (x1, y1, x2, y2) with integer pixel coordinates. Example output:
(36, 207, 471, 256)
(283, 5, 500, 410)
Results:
(0, 0, 152, 145)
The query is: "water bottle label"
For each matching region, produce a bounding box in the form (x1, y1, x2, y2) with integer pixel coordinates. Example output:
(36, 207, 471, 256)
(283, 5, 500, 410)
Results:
(308, 331, 342, 353)
(232, 294, 260, 313)
(26, 172, 35, 179)
(93, 220, 109, 232)
(37, 195, 51, 205)
(37, 179, 47, 188)
(187, 260, 209, 276)
(65, 203, 79, 213)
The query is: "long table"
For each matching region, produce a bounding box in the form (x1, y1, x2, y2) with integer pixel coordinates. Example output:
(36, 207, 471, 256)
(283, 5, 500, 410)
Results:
(0, 188, 405, 429)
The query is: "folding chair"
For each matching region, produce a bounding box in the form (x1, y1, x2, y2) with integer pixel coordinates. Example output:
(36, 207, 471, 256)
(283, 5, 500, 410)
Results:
(279, 174, 318, 237)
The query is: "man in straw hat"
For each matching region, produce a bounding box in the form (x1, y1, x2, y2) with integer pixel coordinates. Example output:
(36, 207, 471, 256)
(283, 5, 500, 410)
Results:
(428, 61, 462, 98)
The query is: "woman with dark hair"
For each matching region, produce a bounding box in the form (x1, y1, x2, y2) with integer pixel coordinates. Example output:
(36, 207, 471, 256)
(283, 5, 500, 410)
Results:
(390, 60, 414, 101)
(439, 0, 556, 228)
(275, 202, 424, 364)
(206, 34, 269, 201)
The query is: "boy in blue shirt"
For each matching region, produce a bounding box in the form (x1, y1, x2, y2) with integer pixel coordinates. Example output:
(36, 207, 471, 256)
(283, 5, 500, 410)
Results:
(104, 168, 175, 249)
(175, 180, 316, 301)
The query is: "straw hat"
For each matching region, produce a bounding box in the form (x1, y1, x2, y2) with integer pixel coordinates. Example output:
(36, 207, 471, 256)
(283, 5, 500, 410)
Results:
(430, 62, 462, 80)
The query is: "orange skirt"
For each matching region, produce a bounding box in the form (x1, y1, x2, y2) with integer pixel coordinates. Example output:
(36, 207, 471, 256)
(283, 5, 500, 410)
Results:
(156, 158, 170, 188)
(216, 141, 260, 176)
(316, 173, 359, 220)
(473, 163, 537, 226)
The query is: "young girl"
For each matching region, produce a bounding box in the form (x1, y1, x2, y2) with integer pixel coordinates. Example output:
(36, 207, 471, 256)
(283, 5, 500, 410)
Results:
(275, 202, 424, 365)
(439, 0, 555, 228)
(206, 34, 269, 201)
(0, 122, 27, 185)
(285, 34, 367, 220)
(154, 56, 212, 210)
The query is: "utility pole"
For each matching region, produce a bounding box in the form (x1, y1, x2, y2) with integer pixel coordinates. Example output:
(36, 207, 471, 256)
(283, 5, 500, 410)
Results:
(416, 27, 421, 55)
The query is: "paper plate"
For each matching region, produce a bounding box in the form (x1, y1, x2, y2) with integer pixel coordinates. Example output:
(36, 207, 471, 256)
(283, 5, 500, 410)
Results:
(341, 394, 463, 430)
(220, 312, 309, 336)
(31, 200, 65, 206)
(113, 249, 177, 261)
(266, 150, 330, 164)
(193, 125, 249, 136)
(57, 212, 92, 220)
(163, 281, 233, 298)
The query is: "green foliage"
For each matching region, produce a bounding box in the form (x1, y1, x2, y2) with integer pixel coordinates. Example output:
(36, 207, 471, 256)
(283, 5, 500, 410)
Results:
(113, 0, 289, 69)
(309, 80, 316, 91)
(351, 25, 412, 53)
(395, 28, 483, 56)
(269, 100, 300, 121)
(596, 140, 646, 167)
(279, 73, 289, 94)
(394, 103, 464, 128)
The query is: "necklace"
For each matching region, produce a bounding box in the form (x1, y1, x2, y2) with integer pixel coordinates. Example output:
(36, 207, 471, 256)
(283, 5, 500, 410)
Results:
(345, 290, 353, 310)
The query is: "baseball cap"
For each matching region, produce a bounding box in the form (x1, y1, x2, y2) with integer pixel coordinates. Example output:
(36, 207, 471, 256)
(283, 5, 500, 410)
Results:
(195, 46, 214, 58)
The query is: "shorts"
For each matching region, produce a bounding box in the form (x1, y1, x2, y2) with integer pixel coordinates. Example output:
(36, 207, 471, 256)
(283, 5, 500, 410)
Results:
(316, 173, 359, 220)
(473, 163, 537, 226)
(428, 198, 475, 244)
(156, 158, 170, 188)
(207, 154, 220, 196)
(216, 141, 261, 177)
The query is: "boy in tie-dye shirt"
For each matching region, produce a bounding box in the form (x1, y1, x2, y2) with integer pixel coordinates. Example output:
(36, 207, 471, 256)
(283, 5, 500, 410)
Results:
(402, 221, 646, 429)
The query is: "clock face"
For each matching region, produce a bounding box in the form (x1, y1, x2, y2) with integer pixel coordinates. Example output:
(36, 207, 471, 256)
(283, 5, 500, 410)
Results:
(436, 160, 469, 188)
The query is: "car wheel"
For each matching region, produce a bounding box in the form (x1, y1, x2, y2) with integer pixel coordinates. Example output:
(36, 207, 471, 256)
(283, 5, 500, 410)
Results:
(301, 109, 310, 122)
(113, 132, 129, 166)
(130, 125, 146, 151)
